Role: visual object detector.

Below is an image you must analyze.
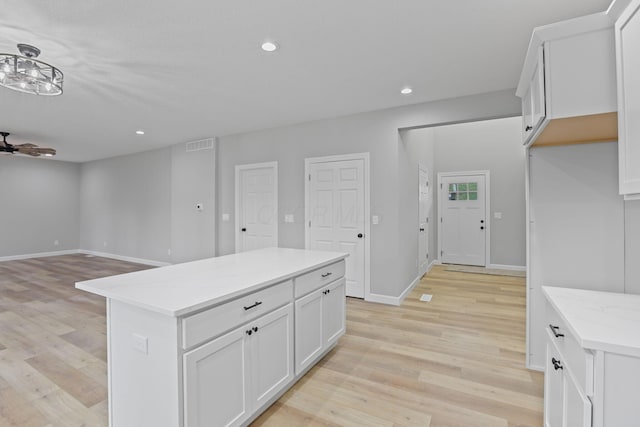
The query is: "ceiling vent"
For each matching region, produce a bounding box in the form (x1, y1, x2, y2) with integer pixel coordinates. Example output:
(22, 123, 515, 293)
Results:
(185, 138, 215, 152)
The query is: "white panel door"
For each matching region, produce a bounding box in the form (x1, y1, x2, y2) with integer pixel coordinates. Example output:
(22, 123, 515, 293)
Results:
(308, 160, 365, 298)
(440, 174, 486, 266)
(418, 166, 431, 275)
(237, 164, 277, 252)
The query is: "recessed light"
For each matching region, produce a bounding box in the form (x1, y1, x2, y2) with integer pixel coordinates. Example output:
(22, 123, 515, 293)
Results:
(44, 153, 53, 157)
(401, 87, 413, 95)
(135, 130, 145, 135)
(261, 41, 279, 52)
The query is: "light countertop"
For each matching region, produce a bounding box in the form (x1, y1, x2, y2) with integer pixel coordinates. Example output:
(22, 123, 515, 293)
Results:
(543, 286, 640, 357)
(76, 247, 348, 317)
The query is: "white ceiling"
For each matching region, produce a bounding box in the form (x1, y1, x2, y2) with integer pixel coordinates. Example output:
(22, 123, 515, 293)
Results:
(1, 0, 611, 162)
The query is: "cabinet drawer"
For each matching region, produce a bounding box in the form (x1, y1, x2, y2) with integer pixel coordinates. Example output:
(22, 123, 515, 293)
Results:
(182, 280, 293, 350)
(294, 260, 345, 298)
(545, 301, 595, 396)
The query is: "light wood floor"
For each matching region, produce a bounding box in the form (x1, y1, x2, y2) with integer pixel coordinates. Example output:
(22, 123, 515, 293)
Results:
(0, 255, 543, 426)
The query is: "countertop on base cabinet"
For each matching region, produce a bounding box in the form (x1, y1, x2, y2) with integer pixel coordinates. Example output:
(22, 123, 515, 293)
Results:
(543, 286, 640, 427)
(76, 247, 349, 427)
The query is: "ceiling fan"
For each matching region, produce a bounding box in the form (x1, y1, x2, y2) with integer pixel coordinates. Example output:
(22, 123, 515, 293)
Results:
(0, 132, 56, 157)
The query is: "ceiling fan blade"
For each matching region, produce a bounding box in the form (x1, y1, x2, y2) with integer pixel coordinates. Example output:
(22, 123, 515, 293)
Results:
(14, 148, 41, 156)
(14, 143, 38, 148)
(37, 147, 56, 155)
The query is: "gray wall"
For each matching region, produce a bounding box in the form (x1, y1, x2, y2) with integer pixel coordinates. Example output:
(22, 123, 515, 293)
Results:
(80, 147, 173, 263)
(0, 156, 80, 257)
(79, 142, 216, 264)
(217, 89, 521, 298)
(170, 143, 216, 263)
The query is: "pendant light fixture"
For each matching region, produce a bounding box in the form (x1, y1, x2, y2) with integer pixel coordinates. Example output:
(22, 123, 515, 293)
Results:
(0, 44, 63, 96)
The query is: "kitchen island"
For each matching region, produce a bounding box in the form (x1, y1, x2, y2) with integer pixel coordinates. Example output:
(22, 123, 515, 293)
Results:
(76, 247, 348, 427)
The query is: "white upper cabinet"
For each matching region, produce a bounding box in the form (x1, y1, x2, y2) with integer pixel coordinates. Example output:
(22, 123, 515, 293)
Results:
(522, 47, 546, 145)
(615, 0, 640, 198)
(516, 13, 618, 147)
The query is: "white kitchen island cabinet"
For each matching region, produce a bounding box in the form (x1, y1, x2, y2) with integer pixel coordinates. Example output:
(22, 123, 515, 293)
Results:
(543, 286, 640, 427)
(76, 247, 348, 427)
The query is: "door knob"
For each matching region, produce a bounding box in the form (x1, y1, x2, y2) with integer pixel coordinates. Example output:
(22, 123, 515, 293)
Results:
(241, 227, 247, 232)
(480, 220, 484, 224)
(357, 233, 364, 238)
(525, 125, 533, 131)
(419, 228, 425, 232)
(480, 226, 484, 230)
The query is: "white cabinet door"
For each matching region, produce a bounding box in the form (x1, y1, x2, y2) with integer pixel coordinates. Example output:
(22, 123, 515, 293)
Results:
(184, 327, 250, 427)
(294, 288, 324, 375)
(295, 278, 346, 375)
(323, 278, 346, 346)
(544, 343, 564, 427)
(250, 304, 294, 409)
(616, 0, 640, 196)
(531, 46, 546, 133)
(563, 370, 592, 427)
(523, 47, 545, 145)
(522, 86, 534, 143)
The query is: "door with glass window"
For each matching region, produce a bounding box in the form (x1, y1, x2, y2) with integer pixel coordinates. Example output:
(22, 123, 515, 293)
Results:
(439, 173, 487, 266)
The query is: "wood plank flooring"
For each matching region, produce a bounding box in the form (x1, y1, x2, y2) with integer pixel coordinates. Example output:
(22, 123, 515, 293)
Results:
(0, 256, 543, 426)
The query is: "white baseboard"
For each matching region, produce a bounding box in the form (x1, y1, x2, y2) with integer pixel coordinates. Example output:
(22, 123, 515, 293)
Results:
(366, 260, 439, 306)
(527, 362, 544, 372)
(366, 293, 402, 306)
(78, 250, 170, 267)
(488, 263, 526, 272)
(0, 249, 80, 263)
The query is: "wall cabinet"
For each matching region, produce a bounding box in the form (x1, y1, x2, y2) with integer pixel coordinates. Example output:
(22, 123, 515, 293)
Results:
(295, 278, 346, 375)
(543, 287, 640, 427)
(616, 0, 640, 197)
(522, 47, 546, 145)
(516, 14, 618, 147)
(183, 304, 293, 427)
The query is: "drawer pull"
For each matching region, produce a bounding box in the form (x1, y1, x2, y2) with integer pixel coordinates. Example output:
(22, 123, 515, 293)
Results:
(525, 125, 533, 131)
(552, 357, 563, 371)
(322, 289, 331, 295)
(243, 301, 263, 311)
(321, 272, 333, 278)
(549, 324, 564, 338)
(252, 326, 258, 333)
(246, 329, 253, 336)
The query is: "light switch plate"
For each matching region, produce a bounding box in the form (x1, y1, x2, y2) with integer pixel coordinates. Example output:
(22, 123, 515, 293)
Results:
(132, 333, 148, 354)
(284, 214, 294, 223)
(222, 213, 230, 222)
(372, 215, 379, 225)
(494, 212, 503, 219)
